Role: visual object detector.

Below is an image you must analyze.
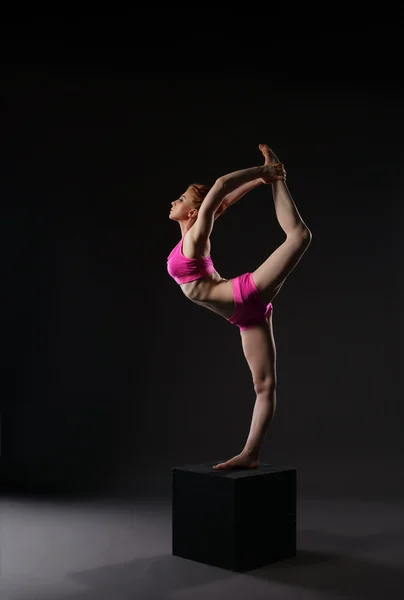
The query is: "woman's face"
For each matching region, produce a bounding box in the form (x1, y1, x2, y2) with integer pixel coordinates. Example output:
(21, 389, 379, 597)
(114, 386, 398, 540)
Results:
(169, 190, 197, 221)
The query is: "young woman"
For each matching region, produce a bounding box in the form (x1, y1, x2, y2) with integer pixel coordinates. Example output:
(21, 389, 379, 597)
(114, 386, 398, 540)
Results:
(167, 144, 312, 469)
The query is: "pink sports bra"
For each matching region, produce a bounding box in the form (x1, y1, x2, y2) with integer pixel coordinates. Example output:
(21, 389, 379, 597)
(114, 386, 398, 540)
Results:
(167, 237, 216, 284)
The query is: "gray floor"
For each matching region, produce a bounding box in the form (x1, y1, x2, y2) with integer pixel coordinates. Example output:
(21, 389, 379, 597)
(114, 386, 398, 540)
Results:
(1, 492, 403, 600)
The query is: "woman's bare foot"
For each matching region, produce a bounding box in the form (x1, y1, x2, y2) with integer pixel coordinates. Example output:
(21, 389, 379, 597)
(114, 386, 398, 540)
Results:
(258, 144, 285, 183)
(212, 452, 259, 470)
(259, 143, 279, 165)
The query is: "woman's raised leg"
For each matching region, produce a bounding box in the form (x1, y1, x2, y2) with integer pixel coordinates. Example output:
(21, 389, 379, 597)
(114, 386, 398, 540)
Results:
(252, 145, 312, 305)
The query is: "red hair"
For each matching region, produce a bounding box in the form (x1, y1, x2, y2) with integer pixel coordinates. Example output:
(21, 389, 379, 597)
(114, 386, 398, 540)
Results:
(187, 183, 211, 208)
(187, 182, 227, 219)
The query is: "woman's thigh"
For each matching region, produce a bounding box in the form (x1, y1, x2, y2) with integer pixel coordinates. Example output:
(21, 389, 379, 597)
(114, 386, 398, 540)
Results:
(251, 233, 311, 305)
(240, 310, 277, 385)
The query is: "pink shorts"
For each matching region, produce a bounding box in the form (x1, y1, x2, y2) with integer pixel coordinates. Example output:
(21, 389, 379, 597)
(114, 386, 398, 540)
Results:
(227, 272, 273, 331)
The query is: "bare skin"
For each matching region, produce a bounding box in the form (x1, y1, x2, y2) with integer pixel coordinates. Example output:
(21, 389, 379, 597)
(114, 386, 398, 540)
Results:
(213, 458, 260, 471)
(169, 144, 311, 471)
(212, 144, 310, 470)
(212, 315, 276, 471)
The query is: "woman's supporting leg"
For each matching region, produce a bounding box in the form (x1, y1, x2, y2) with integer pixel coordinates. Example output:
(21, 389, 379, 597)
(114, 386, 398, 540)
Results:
(240, 313, 277, 460)
(213, 312, 276, 470)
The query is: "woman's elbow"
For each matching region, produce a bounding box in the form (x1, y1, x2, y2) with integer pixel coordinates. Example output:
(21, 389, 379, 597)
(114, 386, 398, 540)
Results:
(214, 176, 228, 194)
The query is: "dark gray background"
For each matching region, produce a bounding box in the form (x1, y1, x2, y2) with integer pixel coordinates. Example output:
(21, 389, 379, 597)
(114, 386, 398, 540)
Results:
(2, 32, 403, 501)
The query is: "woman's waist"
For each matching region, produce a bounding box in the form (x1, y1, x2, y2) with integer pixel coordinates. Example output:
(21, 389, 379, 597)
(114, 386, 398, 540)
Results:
(180, 273, 232, 303)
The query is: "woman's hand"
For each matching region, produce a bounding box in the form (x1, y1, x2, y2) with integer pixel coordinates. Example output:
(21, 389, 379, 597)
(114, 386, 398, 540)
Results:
(259, 143, 286, 184)
(261, 162, 286, 184)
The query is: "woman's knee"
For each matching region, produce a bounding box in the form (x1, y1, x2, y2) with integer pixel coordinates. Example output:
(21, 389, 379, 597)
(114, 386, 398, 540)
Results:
(254, 376, 276, 395)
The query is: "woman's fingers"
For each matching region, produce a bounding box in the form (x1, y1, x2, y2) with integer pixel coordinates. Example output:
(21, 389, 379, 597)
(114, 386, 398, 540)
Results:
(261, 160, 287, 184)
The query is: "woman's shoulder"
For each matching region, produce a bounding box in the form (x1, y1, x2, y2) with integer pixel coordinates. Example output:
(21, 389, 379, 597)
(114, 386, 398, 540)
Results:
(183, 231, 211, 260)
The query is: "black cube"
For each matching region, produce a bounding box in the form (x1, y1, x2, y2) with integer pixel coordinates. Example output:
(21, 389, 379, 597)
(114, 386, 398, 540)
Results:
(172, 462, 296, 571)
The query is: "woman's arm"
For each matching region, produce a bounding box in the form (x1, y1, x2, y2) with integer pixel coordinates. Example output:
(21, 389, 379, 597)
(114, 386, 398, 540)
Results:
(224, 178, 263, 206)
(202, 162, 283, 218)
(192, 146, 285, 241)
(214, 179, 263, 220)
